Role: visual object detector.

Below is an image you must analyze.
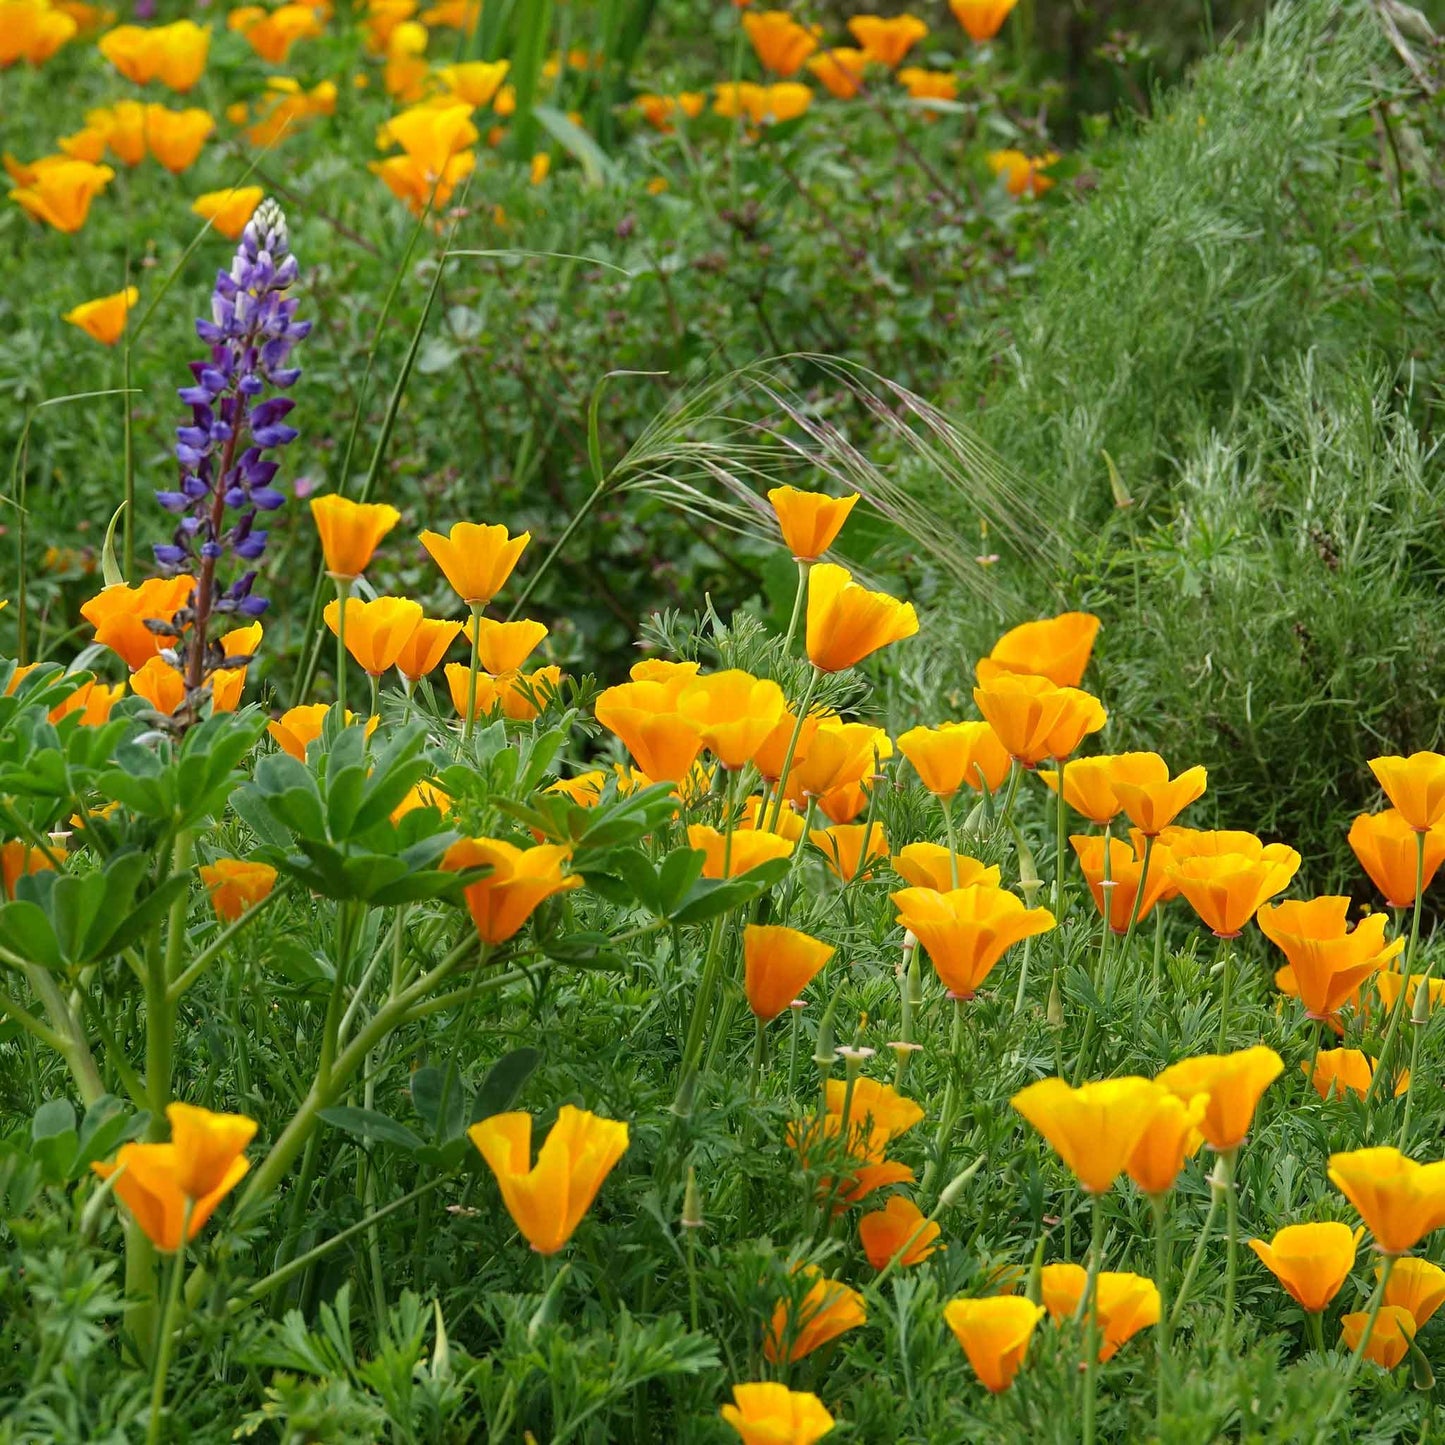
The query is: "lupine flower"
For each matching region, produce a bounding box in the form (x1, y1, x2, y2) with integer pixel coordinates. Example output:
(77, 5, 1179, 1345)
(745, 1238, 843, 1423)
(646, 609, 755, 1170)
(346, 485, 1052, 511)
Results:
(897, 67, 959, 103)
(744, 924, 833, 1021)
(1107, 753, 1208, 834)
(811, 821, 888, 881)
(1072, 834, 1175, 933)
(1257, 897, 1400, 1019)
(898, 720, 1011, 798)
(435, 59, 511, 108)
(62, 286, 137, 346)
(143, 104, 214, 173)
(1125, 1091, 1204, 1196)
(394, 617, 462, 683)
(890, 843, 999, 892)
(310, 495, 401, 580)
(595, 681, 704, 782)
(1340, 1307, 1415, 1368)
(988, 149, 1059, 197)
(1039, 755, 1123, 824)
(1, 840, 55, 899)
(720, 1383, 834, 1444)
(1248, 1222, 1361, 1313)
(714, 81, 814, 127)
(99, 19, 210, 91)
(467, 1105, 628, 1255)
(266, 703, 372, 760)
(742, 10, 820, 76)
(1329, 1148, 1445, 1255)
(442, 838, 582, 944)
(764, 1269, 866, 1362)
(80, 575, 196, 669)
(466, 617, 548, 674)
(765, 486, 859, 557)
(972, 674, 1106, 766)
(1305, 1048, 1377, 1101)
(228, 3, 324, 63)
(0, 0, 77, 66)
(1039, 1265, 1160, 1360)
(949, 0, 1018, 41)
(199, 859, 278, 922)
(10, 157, 114, 231)
(1155, 1047, 1284, 1152)
(894, 884, 1054, 996)
(1011, 1077, 1164, 1194)
(1384, 1258, 1445, 1328)
(847, 14, 927, 66)
(943, 1296, 1044, 1393)
(678, 670, 787, 770)
(420, 521, 530, 607)
(687, 824, 793, 879)
(324, 597, 423, 676)
(92, 1101, 255, 1251)
(978, 611, 1099, 688)
(1167, 845, 1301, 938)
(859, 1195, 940, 1268)
(1368, 752, 1445, 831)
(1349, 810, 1445, 908)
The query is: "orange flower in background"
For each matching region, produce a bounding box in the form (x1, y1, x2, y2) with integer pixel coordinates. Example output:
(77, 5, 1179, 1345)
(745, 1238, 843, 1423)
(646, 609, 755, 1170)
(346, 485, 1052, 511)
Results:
(1072, 834, 1175, 934)
(1039, 1266, 1160, 1361)
(92, 1101, 254, 1251)
(1125, 1091, 1204, 1196)
(595, 681, 704, 783)
(943, 1296, 1044, 1394)
(1, 840, 55, 899)
(677, 670, 787, 770)
(814, 1077, 923, 1159)
(191, 185, 264, 240)
(743, 9, 819, 75)
(805, 47, 867, 99)
(248, 76, 337, 148)
(49, 677, 124, 726)
(483, 666, 568, 724)
(890, 843, 999, 892)
(972, 673, 1106, 766)
(311, 495, 401, 580)
(740, 795, 805, 842)
(898, 720, 1011, 798)
(57, 124, 109, 162)
(383, 21, 430, 103)
(1156, 1046, 1283, 1152)
(847, 14, 928, 67)
(11, 157, 114, 231)
(763, 1269, 866, 1362)
(362, 0, 415, 52)
(371, 149, 475, 215)
(894, 884, 1054, 997)
(228, 2, 323, 62)
(1384, 1258, 1445, 1328)
(1011, 1076, 1164, 1194)
(1304, 1048, 1377, 1101)
(720, 1383, 835, 1445)
(988, 149, 1059, 197)
(1257, 897, 1400, 1019)
(80, 575, 194, 669)
(1248, 1222, 1361, 1313)
(1340, 1307, 1416, 1369)
(714, 80, 813, 127)
(324, 596, 423, 676)
(0, 0, 77, 66)
(755, 708, 819, 783)
(810, 820, 888, 881)
(90, 100, 147, 165)
(435, 58, 511, 109)
(100, 19, 209, 90)
(62, 286, 136, 346)
(391, 780, 450, 824)
(744, 924, 834, 1021)
(1369, 753, 1445, 832)
(768, 487, 859, 559)
(143, 104, 214, 174)
(1376, 971, 1445, 1015)
(897, 67, 958, 103)
(1108, 753, 1208, 835)
(132, 655, 240, 716)
(635, 90, 706, 130)
(266, 703, 373, 760)
(784, 719, 888, 805)
(1039, 755, 1121, 824)
(979, 611, 1099, 688)
(688, 824, 793, 879)
(199, 859, 278, 923)
(420, 521, 530, 606)
(383, 617, 456, 683)
(949, 0, 1018, 41)
(859, 1195, 940, 1268)
(1329, 1147, 1445, 1255)
(1349, 811, 1445, 908)
(467, 1105, 627, 1255)
(380, 101, 478, 177)
(1167, 845, 1300, 937)
(442, 837, 582, 944)
(806, 563, 918, 672)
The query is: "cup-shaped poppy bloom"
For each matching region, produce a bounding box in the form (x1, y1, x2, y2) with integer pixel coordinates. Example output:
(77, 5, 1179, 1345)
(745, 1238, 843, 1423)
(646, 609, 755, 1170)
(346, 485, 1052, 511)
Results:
(266, 703, 371, 760)
(743, 9, 820, 75)
(972, 673, 1106, 766)
(805, 46, 867, 98)
(1329, 1147, 1445, 1256)
(62, 286, 137, 346)
(898, 720, 1011, 798)
(1384, 1257, 1445, 1328)
(419, 521, 530, 606)
(310, 495, 401, 579)
(371, 149, 475, 216)
(1340, 1306, 1416, 1368)
(805, 564, 918, 674)
(100, 19, 209, 90)
(784, 719, 889, 804)
(944, 1295, 1044, 1393)
(1349, 810, 1445, 908)
(1039, 756, 1122, 824)
(92, 1101, 254, 1251)
(0, 840, 55, 900)
(546, 771, 606, 809)
(1248, 1222, 1362, 1313)
(755, 708, 820, 783)
(763, 1268, 867, 1362)
(767, 486, 858, 559)
(891, 843, 1000, 892)
(324, 596, 423, 676)
(1072, 834, 1175, 934)
(595, 682, 704, 782)
(0, 0, 77, 65)
(48, 678, 125, 727)
(688, 824, 794, 879)
(1038, 1265, 1160, 1360)
(441, 837, 583, 943)
(847, 13, 927, 65)
(1257, 897, 1400, 1019)
(894, 884, 1055, 997)
(191, 184, 264, 240)
(446, 664, 563, 723)
(720, 1382, 834, 1445)
(1158, 827, 1265, 861)
(977, 611, 1099, 688)
(199, 859, 277, 922)
(949, 0, 1019, 42)
(788, 1077, 923, 1190)
(634, 90, 707, 130)
(897, 66, 959, 103)
(1106, 753, 1208, 835)
(1369, 753, 1445, 832)
(394, 617, 463, 682)
(1166, 846, 1301, 938)
(467, 1104, 627, 1255)
(714, 81, 813, 127)
(859, 1194, 941, 1269)
(435, 58, 511, 107)
(228, 2, 323, 62)
(811, 821, 888, 881)
(1011, 1076, 1164, 1194)
(1376, 972, 1445, 1015)
(11, 157, 114, 232)
(677, 670, 787, 770)
(465, 617, 548, 674)
(988, 148, 1059, 198)
(133, 655, 243, 715)
(1125, 1091, 1204, 1196)
(381, 101, 479, 177)
(1156, 1046, 1284, 1151)
(744, 924, 834, 1022)
(1304, 1048, 1376, 1101)
(220, 622, 263, 662)
(142, 104, 213, 173)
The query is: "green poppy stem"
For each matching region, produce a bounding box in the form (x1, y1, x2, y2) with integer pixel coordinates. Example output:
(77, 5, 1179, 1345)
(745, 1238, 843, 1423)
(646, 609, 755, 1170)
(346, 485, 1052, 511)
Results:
(1122, 833, 1156, 954)
(1168, 1184, 1222, 1332)
(461, 601, 485, 749)
(1367, 829, 1427, 1108)
(1150, 1193, 1171, 1431)
(780, 557, 811, 656)
(765, 665, 820, 835)
(1081, 1192, 1105, 1445)
(145, 1202, 192, 1445)
(1215, 934, 1235, 1052)
(1217, 1147, 1239, 1358)
(332, 576, 352, 716)
(1053, 755, 1069, 921)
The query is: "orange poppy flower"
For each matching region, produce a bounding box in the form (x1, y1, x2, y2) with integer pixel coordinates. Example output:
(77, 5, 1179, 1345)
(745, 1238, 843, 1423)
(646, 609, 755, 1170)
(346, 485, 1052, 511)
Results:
(755, 708, 820, 783)
(419, 521, 530, 606)
(11, 157, 114, 232)
(1376, 972, 1445, 1015)
(1257, 896, 1400, 1019)
(713, 80, 813, 127)
(972, 673, 1106, 766)
(324, 596, 423, 676)
(1329, 1147, 1445, 1255)
(1304, 1048, 1376, 1101)
(783, 719, 889, 805)
(441, 837, 582, 944)
(896, 67, 958, 103)
(890, 843, 1000, 892)
(949, 0, 1017, 41)
(977, 611, 1099, 688)
(894, 884, 1055, 997)
(1369, 753, 1445, 832)
(720, 1383, 834, 1445)
(805, 563, 917, 673)
(80, 575, 194, 670)
(677, 670, 787, 771)
(767, 486, 858, 559)
(898, 720, 1011, 798)
(228, 2, 323, 63)
(859, 1195, 941, 1268)
(394, 617, 463, 682)
(1107, 753, 1208, 835)
(1384, 1258, 1445, 1328)
(687, 824, 793, 879)
(1071, 833, 1175, 934)
(987, 149, 1059, 198)
(805, 46, 867, 99)
(744, 923, 834, 1021)
(1, 840, 55, 900)
(1011, 1076, 1164, 1194)
(1349, 810, 1445, 908)
(465, 617, 548, 674)
(594, 681, 703, 782)
(1248, 1222, 1361, 1313)
(266, 703, 371, 760)
(1125, 1091, 1204, 1196)
(99, 19, 209, 91)
(0, 0, 77, 65)
(742, 9, 820, 76)
(810, 821, 888, 881)
(310, 495, 401, 579)
(1155, 1046, 1284, 1152)
(763, 1268, 866, 1362)
(1167, 845, 1301, 938)
(62, 286, 137, 346)
(1340, 1306, 1416, 1368)
(943, 1295, 1044, 1394)
(846, 13, 927, 67)
(199, 859, 277, 922)
(1039, 755, 1122, 824)
(142, 104, 213, 173)
(1038, 1265, 1160, 1361)
(49, 678, 124, 727)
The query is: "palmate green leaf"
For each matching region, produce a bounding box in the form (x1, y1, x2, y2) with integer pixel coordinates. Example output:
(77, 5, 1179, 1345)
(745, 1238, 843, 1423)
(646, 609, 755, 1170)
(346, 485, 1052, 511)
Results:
(318, 1107, 425, 1153)
(269, 832, 462, 905)
(669, 858, 791, 924)
(0, 900, 63, 969)
(410, 1065, 466, 1143)
(471, 1047, 541, 1123)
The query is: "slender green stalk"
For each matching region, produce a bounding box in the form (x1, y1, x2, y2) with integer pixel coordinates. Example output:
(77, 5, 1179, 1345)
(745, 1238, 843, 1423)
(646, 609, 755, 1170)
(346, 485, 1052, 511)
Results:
(1346, 1254, 1397, 1379)
(1011, 933, 1035, 1017)
(1052, 756, 1069, 920)
(780, 558, 810, 656)
(1151, 905, 1166, 990)
(332, 578, 352, 715)
(1121, 833, 1156, 953)
(1168, 1186, 1222, 1331)
(1367, 829, 1426, 1107)
(1397, 980, 1430, 1148)
(941, 795, 960, 889)
(1217, 1147, 1239, 1357)
(671, 915, 727, 1117)
(462, 602, 485, 747)
(1150, 1193, 1171, 1431)
(146, 1203, 192, 1445)
(1082, 1193, 1105, 1445)
(1215, 935, 1235, 1051)
(995, 759, 1024, 837)
(920, 996, 966, 1197)
(765, 666, 820, 834)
